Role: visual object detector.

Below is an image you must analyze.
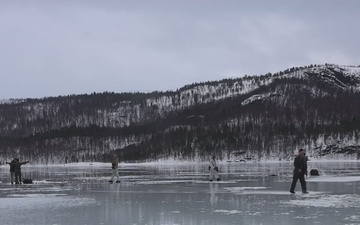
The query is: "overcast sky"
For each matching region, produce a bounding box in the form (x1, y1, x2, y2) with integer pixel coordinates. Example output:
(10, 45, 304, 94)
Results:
(0, 0, 359, 99)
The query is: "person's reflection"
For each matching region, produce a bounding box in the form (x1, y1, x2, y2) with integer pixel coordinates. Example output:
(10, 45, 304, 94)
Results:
(107, 181, 121, 206)
(104, 182, 122, 222)
(209, 183, 219, 206)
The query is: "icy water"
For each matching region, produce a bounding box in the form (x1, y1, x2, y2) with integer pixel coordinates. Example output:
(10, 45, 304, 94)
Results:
(1, 161, 360, 225)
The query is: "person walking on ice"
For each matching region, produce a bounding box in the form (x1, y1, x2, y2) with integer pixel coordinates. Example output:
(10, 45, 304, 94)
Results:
(209, 155, 221, 181)
(290, 149, 308, 194)
(109, 154, 120, 183)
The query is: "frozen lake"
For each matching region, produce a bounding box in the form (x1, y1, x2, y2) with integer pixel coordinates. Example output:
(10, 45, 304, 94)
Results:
(1, 161, 360, 225)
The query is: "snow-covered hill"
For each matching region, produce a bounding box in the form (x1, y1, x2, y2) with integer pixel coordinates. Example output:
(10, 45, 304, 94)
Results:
(1, 64, 360, 163)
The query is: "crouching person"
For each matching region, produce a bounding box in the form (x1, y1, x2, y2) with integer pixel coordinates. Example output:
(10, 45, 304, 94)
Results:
(209, 155, 221, 181)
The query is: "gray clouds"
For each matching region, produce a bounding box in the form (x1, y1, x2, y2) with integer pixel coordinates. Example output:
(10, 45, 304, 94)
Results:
(0, 0, 359, 99)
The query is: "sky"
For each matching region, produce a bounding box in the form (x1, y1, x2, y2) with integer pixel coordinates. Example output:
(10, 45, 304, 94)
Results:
(0, 0, 359, 99)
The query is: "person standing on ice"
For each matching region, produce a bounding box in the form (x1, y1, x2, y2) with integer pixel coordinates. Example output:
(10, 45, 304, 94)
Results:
(109, 154, 120, 183)
(5, 158, 17, 184)
(209, 155, 220, 181)
(290, 149, 308, 194)
(13, 158, 29, 184)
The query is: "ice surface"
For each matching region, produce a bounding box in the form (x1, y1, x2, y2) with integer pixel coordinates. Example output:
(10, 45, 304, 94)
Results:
(1, 161, 360, 225)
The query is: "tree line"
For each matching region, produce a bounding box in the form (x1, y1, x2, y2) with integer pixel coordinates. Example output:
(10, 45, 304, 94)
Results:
(1, 65, 360, 163)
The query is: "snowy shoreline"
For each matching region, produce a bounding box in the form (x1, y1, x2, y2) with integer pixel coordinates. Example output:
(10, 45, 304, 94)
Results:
(1, 159, 360, 167)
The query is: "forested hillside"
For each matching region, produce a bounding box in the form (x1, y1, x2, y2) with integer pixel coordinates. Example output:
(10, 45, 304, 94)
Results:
(1, 64, 360, 163)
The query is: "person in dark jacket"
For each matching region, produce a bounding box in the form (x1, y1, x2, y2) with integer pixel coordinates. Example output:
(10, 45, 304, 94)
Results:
(13, 158, 29, 184)
(290, 149, 308, 194)
(5, 158, 17, 184)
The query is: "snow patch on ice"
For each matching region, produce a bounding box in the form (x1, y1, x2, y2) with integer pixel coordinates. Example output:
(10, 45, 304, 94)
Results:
(0, 182, 79, 193)
(134, 180, 195, 185)
(192, 180, 238, 184)
(9, 193, 67, 197)
(285, 194, 360, 208)
(214, 209, 242, 215)
(344, 215, 360, 222)
(307, 176, 360, 182)
(224, 187, 269, 192)
(32, 180, 68, 184)
(224, 188, 327, 196)
(235, 190, 294, 195)
(131, 179, 238, 185)
(0, 196, 96, 210)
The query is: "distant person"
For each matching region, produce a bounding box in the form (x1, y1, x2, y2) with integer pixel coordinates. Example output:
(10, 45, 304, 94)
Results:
(5, 158, 16, 184)
(209, 155, 220, 181)
(14, 158, 29, 184)
(109, 154, 120, 183)
(290, 149, 308, 194)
